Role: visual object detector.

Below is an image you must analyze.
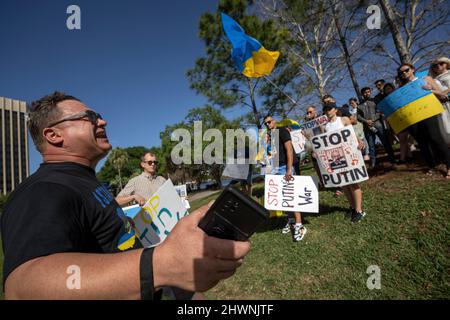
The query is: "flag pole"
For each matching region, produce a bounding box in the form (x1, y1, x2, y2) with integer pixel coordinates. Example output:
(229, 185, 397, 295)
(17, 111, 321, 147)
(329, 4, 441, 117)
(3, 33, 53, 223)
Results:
(263, 76, 297, 113)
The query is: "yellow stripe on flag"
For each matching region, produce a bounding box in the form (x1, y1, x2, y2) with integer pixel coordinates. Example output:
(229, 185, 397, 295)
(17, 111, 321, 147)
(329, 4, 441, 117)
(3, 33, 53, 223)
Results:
(277, 118, 300, 128)
(388, 94, 444, 134)
(243, 47, 280, 78)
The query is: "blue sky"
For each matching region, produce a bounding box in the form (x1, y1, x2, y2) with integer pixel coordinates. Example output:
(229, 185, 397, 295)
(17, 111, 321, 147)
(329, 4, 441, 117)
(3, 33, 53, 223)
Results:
(0, 0, 220, 173)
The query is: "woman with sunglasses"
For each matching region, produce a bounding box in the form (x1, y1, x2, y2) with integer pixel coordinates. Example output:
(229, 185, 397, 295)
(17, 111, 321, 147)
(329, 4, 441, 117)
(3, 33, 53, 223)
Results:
(429, 57, 450, 147)
(397, 63, 450, 179)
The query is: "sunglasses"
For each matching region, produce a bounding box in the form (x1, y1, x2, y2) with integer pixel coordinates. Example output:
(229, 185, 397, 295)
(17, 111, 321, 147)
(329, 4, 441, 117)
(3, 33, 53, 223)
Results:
(48, 110, 102, 127)
(432, 61, 446, 68)
(144, 160, 158, 165)
(307, 110, 314, 114)
(398, 68, 410, 74)
(264, 120, 273, 126)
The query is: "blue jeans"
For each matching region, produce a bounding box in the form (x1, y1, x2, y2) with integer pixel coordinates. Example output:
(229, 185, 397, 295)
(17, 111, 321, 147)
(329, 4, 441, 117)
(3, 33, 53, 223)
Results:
(365, 122, 395, 166)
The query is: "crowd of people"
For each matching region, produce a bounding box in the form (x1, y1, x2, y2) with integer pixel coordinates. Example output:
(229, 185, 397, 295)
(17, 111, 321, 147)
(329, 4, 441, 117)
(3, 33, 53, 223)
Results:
(259, 57, 450, 242)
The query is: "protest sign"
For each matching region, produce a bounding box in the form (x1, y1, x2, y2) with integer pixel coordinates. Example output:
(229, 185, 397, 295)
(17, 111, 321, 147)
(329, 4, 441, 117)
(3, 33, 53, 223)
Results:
(377, 77, 444, 133)
(290, 130, 306, 154)
(312, 126, 369, 187)
(222, 163, 250, 180)
(175, 184, 190, 209)
(300, 115, 328, 138)
(123, 204, 141, 218)
(132, 179, 189, 247)
(264, 174, 319, 213)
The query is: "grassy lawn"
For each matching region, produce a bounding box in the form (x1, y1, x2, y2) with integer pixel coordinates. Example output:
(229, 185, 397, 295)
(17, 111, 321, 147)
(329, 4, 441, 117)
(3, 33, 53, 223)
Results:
(190, 162, 450, 300)
(1, 161, 448, 300)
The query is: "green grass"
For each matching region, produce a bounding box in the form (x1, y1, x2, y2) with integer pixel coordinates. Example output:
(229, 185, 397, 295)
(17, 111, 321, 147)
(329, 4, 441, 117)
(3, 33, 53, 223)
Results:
(1, 162, 449, 300)
(189, 163, 450, 300)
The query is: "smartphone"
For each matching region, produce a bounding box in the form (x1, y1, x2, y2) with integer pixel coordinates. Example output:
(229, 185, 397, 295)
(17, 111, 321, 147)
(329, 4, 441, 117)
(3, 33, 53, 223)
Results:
(198, 186, 269, 241)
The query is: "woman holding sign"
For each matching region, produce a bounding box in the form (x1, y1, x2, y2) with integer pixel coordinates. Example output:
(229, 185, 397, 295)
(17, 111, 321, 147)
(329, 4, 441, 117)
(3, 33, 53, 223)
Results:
(322, 104, 367, 223)
(397, 63, 450, 179)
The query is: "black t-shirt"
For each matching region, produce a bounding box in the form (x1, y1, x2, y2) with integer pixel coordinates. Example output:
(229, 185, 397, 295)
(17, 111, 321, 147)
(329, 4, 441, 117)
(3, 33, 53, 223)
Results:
(1, 162, 142, 285)
(274, 127, 298, 167)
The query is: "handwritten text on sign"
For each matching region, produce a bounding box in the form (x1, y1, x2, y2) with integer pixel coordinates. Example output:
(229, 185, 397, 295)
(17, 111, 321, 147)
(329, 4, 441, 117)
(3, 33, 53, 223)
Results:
(290, 130, 306, 154)
(133, 179, 189, 247)
(264, 174, 319, 213)
(312, 126, 369, 187)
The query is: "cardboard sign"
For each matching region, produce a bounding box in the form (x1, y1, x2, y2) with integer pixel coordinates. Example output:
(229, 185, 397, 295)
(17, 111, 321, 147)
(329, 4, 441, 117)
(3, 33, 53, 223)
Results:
(377, 77, 444, 133)
(132, 179, 189, 247)
(175, 184, 190, 209)
(264, 174, 319, 213)
(312, 126, 369, 187)
(290, 129, 306, 154)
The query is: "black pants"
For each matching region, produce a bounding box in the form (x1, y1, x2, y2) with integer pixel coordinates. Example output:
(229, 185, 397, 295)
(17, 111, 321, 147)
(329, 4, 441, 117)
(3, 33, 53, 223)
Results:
(408, 115, 450, 169)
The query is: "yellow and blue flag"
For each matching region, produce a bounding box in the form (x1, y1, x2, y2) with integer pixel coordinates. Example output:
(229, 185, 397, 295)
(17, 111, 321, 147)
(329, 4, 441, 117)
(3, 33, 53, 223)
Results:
(276, 118, 301, 130)
(221, 12, 280, 78)
(377, 76, 444, 134)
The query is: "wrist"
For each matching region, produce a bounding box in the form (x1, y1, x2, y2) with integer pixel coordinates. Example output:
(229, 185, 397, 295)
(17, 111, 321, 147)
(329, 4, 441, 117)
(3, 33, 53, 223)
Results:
(152, 244, 170, 291)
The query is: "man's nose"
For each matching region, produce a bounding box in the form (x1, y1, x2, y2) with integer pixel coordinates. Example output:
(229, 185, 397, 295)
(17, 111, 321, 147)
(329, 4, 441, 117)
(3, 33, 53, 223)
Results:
(98, 118, 107, 126)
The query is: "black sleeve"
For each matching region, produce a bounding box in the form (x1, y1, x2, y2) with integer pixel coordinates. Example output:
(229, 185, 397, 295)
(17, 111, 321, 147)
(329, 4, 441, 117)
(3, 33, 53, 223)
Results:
(1, 182, 83, 284)
(279, 127, 292, 144)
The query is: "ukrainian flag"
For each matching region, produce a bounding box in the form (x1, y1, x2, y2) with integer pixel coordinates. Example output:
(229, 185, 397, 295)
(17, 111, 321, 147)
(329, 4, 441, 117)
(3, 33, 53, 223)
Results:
(377, 77, 444, 134)
(276, 118, 301, 129)
(221, 13, 280, 78)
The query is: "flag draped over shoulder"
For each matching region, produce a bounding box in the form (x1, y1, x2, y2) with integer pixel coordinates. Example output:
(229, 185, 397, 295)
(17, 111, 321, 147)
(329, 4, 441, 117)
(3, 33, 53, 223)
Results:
(221, 12, 280, 78)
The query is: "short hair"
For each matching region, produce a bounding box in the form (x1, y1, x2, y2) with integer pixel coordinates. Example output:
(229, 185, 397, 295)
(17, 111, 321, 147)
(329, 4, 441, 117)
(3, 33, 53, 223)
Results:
(321, 94, 334, 102)
(397, 63, 415, 73)
(374, 79, 385, 85)
(383, 82, 396, 92)
(141, 152, 156, 162)
(360, 87, 371, 94)
(306, 105, 316, 111)
(349, 97, 358, 103)
(263, 114, 273, 121)
(28, 91, 80, 153)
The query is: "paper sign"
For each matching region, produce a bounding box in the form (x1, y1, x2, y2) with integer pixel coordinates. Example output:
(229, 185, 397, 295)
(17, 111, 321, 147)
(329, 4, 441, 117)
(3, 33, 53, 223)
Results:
(264, 174, 319, 213)
(175, 184, 190, 209)
(222, 163, 250, 180)
(300, 115, 328, 137)
(290, 130, 306, 154)
(312, 126, 369, 187)
(132, 179, 189, 247)
(123, 204, 141, 218)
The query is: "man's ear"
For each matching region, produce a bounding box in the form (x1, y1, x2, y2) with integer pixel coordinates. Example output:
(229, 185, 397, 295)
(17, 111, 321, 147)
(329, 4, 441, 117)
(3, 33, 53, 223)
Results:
(140, 161, 145, 170)
(42, 127, 64, 146)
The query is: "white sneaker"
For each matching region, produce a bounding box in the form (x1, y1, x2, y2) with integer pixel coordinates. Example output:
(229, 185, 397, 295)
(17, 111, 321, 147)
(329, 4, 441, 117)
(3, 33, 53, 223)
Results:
(293, 224, 307, 241)
(282, 219, 294, 234)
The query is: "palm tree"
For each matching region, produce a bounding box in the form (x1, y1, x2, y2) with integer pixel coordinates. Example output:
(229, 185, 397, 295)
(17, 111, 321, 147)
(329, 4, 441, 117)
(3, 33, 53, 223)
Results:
(109, 148, 129, 191)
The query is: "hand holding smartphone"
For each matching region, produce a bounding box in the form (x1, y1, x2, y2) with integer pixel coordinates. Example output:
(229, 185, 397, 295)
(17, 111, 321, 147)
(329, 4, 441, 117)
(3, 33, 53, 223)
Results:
(198, 186, 269, 241)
